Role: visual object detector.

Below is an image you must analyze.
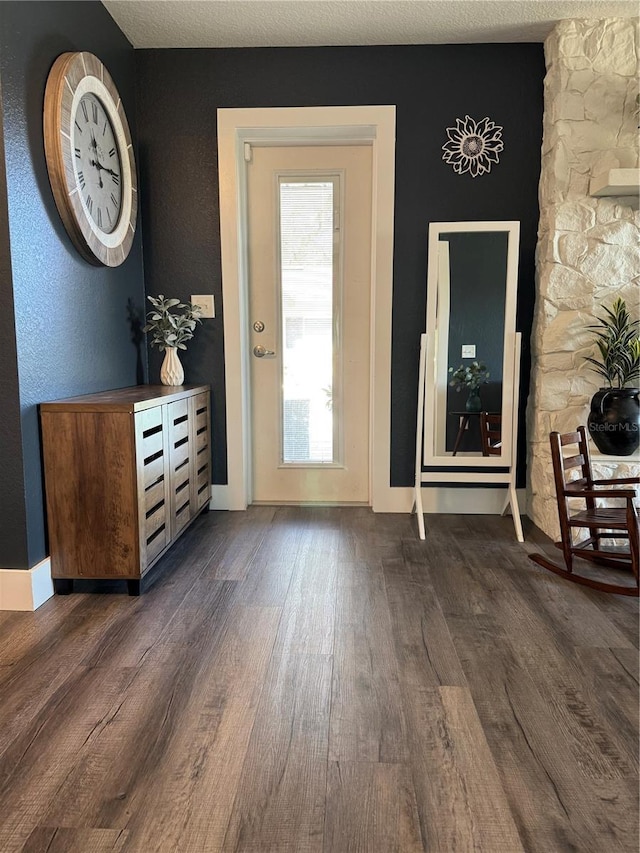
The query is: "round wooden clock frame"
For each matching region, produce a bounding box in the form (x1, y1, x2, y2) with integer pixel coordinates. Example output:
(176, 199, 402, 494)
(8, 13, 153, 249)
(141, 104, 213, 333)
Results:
(43, 51, 137, 267)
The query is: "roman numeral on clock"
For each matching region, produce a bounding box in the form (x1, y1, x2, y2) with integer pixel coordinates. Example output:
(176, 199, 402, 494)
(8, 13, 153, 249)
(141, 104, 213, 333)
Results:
(111, 173, 120, 186)
(86, 195, 93, 214)
(97, 208, 103, 228)
(75, 147, 81, 159)
(109, 148, 116, 158)
(110, 192, 119, 209)
(77, 170, 85, 189)
(91, 101, 98, 124)
(81, 101, 89, 122)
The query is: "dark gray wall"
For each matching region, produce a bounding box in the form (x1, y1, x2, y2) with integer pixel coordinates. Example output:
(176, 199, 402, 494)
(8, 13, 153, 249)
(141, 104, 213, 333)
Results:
(0, 1, 146, 569)
(135, 44, 543, 489)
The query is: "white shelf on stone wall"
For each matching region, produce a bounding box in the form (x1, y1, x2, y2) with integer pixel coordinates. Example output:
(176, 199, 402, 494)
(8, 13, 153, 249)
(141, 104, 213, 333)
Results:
(590, 448, 640, 465)
(589, 168, 640, 197)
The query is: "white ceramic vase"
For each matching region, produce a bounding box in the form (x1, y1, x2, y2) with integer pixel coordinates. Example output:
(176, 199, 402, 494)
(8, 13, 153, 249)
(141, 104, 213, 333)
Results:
(160, 347, 184, 386)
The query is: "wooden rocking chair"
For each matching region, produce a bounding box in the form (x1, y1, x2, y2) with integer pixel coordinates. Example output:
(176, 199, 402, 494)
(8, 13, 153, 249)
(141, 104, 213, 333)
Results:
(528, 426, 639, 596)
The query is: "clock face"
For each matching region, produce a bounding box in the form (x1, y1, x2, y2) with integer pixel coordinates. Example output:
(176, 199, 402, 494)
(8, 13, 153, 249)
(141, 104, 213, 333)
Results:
(43, 51, 137, 267)
(72, 94, 122, 235)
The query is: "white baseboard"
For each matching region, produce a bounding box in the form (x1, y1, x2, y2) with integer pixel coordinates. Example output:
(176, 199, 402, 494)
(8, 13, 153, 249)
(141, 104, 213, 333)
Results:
(209, 484, 232, 510)
(374, 486, 528, 515)
(0, 558, 54, 611)
(214, 483, 527, 516)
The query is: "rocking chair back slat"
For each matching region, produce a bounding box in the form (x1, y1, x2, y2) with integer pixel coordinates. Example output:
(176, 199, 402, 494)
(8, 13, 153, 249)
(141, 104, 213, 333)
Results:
(559, 431, 581, 446)
(563, 453, 586, 470)
(565, 478, 589, 494)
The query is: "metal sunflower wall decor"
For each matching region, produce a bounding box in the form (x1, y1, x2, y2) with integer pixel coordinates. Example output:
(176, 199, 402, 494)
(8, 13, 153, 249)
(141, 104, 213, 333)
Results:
(442, 115, 504, 178)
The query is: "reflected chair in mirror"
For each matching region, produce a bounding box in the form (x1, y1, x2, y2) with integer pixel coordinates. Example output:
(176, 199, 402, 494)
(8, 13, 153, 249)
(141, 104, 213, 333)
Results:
(480, 412, 502, 456)
(528, 426, 639, 596)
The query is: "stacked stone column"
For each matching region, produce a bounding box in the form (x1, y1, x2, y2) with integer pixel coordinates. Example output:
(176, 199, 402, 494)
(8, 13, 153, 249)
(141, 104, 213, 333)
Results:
(528, 18, 639, 538)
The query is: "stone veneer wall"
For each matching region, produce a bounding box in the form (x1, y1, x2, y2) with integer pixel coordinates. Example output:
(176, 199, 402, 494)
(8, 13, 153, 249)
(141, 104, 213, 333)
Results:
(528, 18, 640, 539)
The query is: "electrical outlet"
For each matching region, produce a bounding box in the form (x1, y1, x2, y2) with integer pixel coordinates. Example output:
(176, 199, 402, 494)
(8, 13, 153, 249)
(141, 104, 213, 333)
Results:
(461, 344, 476, 358)
(191, 294, 215, 318)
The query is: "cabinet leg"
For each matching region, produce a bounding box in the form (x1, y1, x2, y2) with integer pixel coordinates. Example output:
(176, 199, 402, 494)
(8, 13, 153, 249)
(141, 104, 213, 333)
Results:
(127, 580, 141, 597)
(53, 578, 73, 595)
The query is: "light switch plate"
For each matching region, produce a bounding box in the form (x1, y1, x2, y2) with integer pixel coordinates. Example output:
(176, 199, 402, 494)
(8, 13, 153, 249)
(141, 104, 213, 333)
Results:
(461, 344, 476, 358)
(191, 294, 215, 318)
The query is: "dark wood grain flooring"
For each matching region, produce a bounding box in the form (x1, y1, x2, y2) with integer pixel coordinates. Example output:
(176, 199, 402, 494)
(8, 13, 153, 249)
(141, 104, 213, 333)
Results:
(0, 508, 637, 852)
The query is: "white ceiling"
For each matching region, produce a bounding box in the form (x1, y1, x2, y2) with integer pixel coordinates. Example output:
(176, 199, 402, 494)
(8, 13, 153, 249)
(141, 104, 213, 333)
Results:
(102, 0, 640, 49)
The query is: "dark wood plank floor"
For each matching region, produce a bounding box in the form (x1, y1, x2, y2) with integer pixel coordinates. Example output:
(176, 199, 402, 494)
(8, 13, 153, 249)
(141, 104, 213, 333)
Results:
(0, 508, 637, 852)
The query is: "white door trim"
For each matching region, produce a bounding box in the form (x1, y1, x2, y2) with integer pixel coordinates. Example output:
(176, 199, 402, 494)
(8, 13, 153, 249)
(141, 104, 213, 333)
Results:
(217, 106, 396, 510)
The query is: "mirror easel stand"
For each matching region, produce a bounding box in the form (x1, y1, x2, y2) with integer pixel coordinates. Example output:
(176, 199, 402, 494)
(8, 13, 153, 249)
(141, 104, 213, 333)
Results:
(413, 331, 524, 542)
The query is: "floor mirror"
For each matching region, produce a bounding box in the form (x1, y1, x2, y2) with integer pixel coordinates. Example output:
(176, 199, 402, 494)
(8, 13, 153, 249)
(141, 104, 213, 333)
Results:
(414, 220, 523, 541)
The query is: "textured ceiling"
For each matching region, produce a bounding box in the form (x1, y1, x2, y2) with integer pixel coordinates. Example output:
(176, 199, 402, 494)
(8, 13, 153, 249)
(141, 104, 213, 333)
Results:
(102, 0, 640, 49)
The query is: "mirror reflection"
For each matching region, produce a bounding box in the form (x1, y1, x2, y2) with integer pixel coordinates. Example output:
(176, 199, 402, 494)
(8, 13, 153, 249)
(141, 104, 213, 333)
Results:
(436, 230, 507, 457)
(423, 221, 519, 468)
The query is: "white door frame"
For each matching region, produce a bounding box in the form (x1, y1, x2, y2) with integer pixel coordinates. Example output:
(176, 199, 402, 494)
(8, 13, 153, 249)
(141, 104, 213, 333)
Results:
(216, 106, 396, 510)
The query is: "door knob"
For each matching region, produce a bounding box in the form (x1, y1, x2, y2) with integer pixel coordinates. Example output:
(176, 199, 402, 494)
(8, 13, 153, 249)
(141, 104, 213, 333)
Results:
(253, 345, 276, 358)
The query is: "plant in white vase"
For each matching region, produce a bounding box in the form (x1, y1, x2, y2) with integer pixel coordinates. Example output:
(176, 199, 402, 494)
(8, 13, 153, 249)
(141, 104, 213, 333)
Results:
(143, 295, 202, 386)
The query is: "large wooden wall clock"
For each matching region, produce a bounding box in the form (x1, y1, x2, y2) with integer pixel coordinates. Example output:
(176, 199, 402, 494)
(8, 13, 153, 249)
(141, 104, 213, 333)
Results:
(43, 52, 137, 267)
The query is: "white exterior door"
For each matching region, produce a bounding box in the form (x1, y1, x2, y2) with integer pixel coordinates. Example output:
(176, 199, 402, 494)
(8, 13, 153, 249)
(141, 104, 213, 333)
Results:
(246, 145, 372, 503)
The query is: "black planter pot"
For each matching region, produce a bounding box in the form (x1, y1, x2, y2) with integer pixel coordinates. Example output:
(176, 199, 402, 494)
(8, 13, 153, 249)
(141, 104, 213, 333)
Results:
(587, 387, 640, 456)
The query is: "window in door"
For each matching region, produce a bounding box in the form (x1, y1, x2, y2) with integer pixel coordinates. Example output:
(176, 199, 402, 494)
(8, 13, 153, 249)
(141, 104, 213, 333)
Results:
(278, 176, 342, 466)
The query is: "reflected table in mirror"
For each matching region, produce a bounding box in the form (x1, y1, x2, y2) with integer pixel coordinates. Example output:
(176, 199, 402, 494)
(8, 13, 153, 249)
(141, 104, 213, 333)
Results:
(450, 411, 501, 456)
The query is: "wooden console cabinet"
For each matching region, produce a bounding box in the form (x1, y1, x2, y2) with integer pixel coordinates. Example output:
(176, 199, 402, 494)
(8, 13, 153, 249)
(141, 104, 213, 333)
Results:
(40, 385, 211, 595)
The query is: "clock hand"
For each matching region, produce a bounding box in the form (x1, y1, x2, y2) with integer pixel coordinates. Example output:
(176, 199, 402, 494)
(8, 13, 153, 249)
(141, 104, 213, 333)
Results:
(89, 158, 104, 188)
(91, 158, 118, 177)
(97, 162, 119, 178)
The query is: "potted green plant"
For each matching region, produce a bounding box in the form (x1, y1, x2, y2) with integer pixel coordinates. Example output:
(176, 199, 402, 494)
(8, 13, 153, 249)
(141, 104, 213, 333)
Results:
(448, 361, 490, 412)
(584, 297, 639, 455)
(144, 295, 202, 386)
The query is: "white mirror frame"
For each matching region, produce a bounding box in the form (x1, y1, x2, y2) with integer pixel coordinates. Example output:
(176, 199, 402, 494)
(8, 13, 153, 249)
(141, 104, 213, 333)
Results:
(423, 220, 520, 468)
